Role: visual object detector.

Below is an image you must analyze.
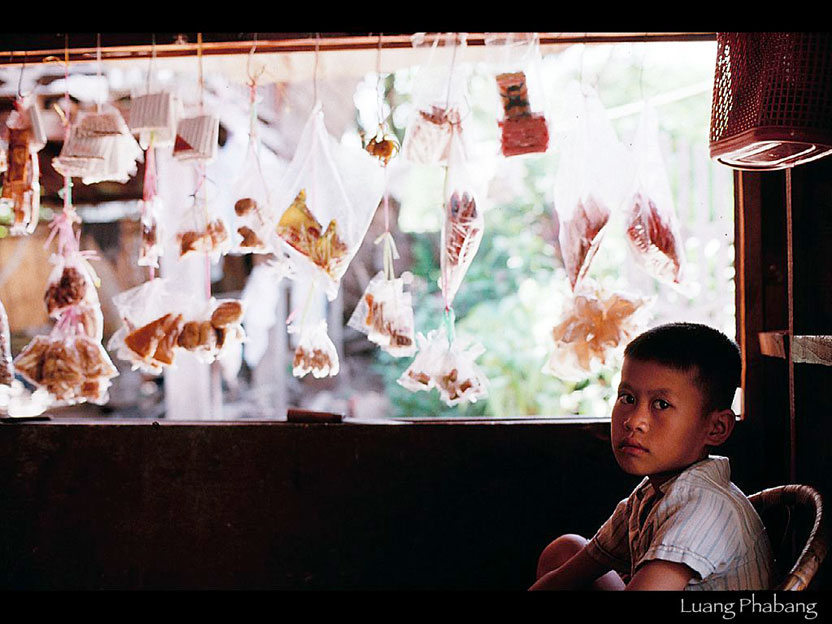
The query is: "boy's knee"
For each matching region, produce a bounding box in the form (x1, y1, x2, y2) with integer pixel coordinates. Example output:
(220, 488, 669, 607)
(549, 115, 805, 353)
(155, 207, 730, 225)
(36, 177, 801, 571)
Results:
(537, 534, 589, 578)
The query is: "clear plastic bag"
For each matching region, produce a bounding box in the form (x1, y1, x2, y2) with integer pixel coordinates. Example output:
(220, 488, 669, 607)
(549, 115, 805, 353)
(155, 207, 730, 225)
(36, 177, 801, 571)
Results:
(485, 33, 550, 157)
(401, 33, 470, 166)
(231, 141, 276, 255)
(1, 98, 44, 236)
(0, 298, 13, 386)
(554, 83, 629, 290)
(623, 103, 686, 285)
(543, 281, 651, 381)
(175, 194, 232, 262)
(13, 331, 118, 406)
(439, 128, 484, 308)
(274, 105, 385, 300)
(397, 325, 488, 406)
(43, 252, 101, 320)
(289, 318, 340, 379)
(348, 270, 416, 358)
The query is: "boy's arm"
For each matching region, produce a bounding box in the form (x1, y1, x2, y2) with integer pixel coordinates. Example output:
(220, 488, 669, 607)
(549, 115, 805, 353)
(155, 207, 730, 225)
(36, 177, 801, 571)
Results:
(528, 545, 614, 590)
(624, 560, 695, 590)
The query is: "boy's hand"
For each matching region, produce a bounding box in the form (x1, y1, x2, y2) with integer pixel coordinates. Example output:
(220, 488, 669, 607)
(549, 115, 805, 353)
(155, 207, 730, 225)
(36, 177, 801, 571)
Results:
(625, 560, 695, 590)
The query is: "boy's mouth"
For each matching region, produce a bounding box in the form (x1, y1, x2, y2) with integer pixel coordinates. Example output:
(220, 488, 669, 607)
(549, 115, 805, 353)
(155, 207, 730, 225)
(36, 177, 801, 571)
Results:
(618, 439, 649, 455)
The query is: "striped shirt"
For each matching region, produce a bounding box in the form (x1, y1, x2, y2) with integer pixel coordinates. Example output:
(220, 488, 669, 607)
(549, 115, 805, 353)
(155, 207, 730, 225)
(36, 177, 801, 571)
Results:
(585, 455, 774, 590)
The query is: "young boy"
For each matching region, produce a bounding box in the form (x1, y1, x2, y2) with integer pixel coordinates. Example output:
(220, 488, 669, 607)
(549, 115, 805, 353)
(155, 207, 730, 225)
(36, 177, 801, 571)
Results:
(530, 322, 774, 591)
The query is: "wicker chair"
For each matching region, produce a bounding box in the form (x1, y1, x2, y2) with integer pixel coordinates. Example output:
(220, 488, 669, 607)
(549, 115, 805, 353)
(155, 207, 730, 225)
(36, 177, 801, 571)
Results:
(748, 484, 828, 590)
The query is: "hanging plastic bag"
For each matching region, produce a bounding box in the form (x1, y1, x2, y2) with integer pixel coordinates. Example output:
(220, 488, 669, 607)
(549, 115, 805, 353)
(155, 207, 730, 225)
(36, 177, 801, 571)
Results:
(397, 325, 488, 406)
(289, 317, 339, 379)
(401, 33, 471, 166)
(128, 91, 179, 149)
(231, 140, 276, 255)
(348, 270, 417, 358)
(274, 105, 384, 300)
(485, 32, 550, 157)
(177, 298, 246, 365)
(623, 103, 686, 285)
(52, 105, 142, 184)
(543, 281, 651, 381)
(1, 97, 45, 236)
(0, 298, 13, 386)
(13, 330, 118, 406)
(439, 126, 484, 309)
(554, 82, 630, 291)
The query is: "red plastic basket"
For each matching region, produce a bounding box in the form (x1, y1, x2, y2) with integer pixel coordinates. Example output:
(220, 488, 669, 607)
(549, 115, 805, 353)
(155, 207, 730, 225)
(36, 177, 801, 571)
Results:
(709, 32, 832, 170)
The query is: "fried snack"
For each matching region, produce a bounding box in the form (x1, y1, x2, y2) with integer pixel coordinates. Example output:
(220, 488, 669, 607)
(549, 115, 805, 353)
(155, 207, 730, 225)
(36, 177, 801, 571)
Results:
(234, 197, 258, 217)
(499, 114, 549, 157)
(124, 313, 185, 366)
(277, 189, 349, 277)
(237, 226, 265, 250)
(0, 300, 13, 386)
(177, 320, 216, 352)
(364, 132, 400, 166)
(435, 366, 478, 403)
(2, 126, 39, 235)
(210, 300, 243, 329)
(44, 266, 89, 316)
(560, 194, 610, 290)
(625, 191, 683, 284)
(292, 346, 336, 378)
(178, 218, 230, 258)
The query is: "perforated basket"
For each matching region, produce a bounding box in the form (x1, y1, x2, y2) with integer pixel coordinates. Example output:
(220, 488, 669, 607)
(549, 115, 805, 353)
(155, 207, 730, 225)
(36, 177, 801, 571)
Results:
(709, 32, 832, 170)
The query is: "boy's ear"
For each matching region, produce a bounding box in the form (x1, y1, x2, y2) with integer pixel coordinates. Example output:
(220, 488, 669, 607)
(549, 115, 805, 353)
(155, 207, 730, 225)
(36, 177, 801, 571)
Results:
(705, 409, 736, 446)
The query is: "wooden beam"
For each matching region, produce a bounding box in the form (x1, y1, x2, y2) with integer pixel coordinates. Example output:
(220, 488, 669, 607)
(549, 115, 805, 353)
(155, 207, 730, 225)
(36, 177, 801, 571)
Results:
(759, 331, 832, 367)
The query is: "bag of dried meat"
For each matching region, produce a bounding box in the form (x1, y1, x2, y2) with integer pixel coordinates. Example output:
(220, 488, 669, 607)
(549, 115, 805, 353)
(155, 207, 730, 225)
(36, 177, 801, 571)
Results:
(554, 82, 629, 291)
(401, 33, 471, 166)
(623, 103, 686, 285)
(231, 136, 276, 255)
(274, 104, 384, 301)
(43, 252, 102, 322)
(289, 318, 339, 379)
(439, 126, 484, 310)
(348, 270, 417, 358)
(543, 281, 651, 381)
(485, 32, 550, 157)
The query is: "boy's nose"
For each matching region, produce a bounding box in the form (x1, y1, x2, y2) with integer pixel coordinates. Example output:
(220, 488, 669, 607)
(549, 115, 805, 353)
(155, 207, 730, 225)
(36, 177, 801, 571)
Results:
(623, 408, 649, 432)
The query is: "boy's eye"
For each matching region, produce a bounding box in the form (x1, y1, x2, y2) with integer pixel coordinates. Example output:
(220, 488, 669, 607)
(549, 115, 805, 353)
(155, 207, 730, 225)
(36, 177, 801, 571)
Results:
(617, 393, 635, 405)
(652, 399, 671, 410)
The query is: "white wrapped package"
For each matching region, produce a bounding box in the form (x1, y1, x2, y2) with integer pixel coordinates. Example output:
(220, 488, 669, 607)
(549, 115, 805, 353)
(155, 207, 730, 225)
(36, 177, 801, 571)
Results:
(129, 91, 179, 148)
(347, 270, 416, 358)
(289, 318, 340, 379)
(173, 113, 219, 162)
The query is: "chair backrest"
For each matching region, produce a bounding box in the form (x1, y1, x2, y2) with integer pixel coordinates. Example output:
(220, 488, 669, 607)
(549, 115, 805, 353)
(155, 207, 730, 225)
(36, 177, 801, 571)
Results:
(748, 484, 828, 590)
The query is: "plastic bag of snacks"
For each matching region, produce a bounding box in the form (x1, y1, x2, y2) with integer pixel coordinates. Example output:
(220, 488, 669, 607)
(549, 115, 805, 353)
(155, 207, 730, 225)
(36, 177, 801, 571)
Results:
(52, 106, 142, 184)
(128, 91, 180, 149)
(554, 82, 630, 290)
(543, 281, 651, 381)
(173, 113, 220, 163)
(289, 318, 339, 379)
(348, 270, 417, 358)
(401, 33, 471, 166)
(43, 252, 101, 319)
(13, 329, 118, 406)
(397, 325, 488, 406)
(439, 127, 484, 309)
(1, 97, 45, 236)
(485, 32, 550, 157)
(623, 103, 686, 285)
(231, 142, 276, 255)
(174, 194, 232, 261)
(0, 298, 13, 386)
(109, 278, 245, 374)
(274, 104, 384, 300)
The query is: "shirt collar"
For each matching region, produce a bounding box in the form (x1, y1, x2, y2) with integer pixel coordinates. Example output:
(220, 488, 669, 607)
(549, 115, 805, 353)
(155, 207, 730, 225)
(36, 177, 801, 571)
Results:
(637, 455, 731, 500)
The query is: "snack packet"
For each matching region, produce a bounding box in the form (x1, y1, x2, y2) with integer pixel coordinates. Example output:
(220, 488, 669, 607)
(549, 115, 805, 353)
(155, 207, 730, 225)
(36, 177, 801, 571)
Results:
(231, 141, 275, 255)
(173, 113, 220, 163)
(623, 103, 686, 285)
(485, 33, 550, 157)
(128, 91, 180, 149)
(554, 82, 629, 291)
(289, 318, 340, 379)
(401, 33, 471, 165)
(274, 105, 384, 300)
(13, 331, 118, 406)
(43, 252, 101, 319)
(439, 127, 484, 308)
(1, 97, 45, 235)
(347, 270, 416, 358)
(543, 282, 651, 381)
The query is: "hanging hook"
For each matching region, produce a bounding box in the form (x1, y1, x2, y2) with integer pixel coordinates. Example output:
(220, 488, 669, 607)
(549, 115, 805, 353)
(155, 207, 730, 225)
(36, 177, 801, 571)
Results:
(16, 51, 32, 99)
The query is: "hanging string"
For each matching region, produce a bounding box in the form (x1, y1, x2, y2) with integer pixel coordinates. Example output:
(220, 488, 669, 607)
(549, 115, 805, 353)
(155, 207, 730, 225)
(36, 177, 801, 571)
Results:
(17, 51, 28, 99)
(312, 33, 321, 107)
(96, 33, 103, 113)
(145, 33, 156, 95)
(197, 32, 205, 113)
(443, 33, 460, 110)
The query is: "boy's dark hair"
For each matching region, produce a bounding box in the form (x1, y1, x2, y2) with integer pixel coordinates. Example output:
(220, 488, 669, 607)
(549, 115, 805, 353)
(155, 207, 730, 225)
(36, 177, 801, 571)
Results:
(624, 322, 741, 414)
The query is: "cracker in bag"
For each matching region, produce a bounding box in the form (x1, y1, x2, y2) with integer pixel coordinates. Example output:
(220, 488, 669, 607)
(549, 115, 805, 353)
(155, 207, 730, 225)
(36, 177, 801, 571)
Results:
(2, 99, 44, 236)
(289, 318, 339, 379)
(348, 270, 416, 358)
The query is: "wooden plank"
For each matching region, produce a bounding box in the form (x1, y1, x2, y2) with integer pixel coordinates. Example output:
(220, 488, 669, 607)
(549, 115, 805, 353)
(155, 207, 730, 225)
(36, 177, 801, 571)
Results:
(758, 331, 832, 367)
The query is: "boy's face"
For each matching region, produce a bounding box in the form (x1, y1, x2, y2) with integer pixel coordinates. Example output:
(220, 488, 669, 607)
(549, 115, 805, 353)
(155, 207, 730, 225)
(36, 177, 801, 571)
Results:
(611, 357, 712, 482)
